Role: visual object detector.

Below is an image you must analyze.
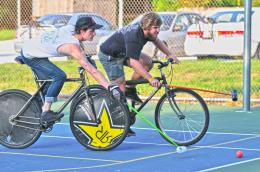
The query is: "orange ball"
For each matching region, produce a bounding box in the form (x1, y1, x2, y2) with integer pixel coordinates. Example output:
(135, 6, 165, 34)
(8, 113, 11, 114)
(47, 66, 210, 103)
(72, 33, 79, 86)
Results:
(236, 151, 244, 158)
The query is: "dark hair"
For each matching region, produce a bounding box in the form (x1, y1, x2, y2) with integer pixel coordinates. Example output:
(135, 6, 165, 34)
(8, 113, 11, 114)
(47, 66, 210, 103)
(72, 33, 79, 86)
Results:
(75, 16, 102, 34)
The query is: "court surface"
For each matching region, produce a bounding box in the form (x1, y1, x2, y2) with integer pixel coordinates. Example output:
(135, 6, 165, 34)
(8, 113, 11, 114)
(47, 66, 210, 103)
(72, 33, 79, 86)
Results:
(1, 103, 260, 172)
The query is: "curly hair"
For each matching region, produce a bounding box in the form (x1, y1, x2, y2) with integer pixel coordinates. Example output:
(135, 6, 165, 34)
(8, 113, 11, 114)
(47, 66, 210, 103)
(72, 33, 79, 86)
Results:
(140, 12, 162, 29)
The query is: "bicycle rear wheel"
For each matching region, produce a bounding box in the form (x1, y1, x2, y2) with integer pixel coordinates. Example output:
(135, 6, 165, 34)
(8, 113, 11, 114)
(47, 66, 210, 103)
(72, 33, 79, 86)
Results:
(70, 88, 130, 151)
(155, 88, 209, 146)
(0, 90, 42, 149)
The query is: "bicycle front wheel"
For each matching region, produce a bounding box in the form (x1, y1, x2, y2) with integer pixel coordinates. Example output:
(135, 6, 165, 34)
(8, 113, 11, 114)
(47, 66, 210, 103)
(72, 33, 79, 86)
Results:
(70, 89, 130, 151)
(0, 90, 42, 149)
(155, 88, 209, 146)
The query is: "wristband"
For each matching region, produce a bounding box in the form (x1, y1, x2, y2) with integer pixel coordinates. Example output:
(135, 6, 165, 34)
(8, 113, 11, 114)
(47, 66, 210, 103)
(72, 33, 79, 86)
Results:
(148, 77, 154, 83)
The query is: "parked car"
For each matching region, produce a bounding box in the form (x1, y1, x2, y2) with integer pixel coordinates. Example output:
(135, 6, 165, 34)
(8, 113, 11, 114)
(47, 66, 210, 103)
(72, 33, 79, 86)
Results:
(97, 11, 204, 58)
(14, 12, 116, 55)
(184, 8, 260, 58)
(138, 12, 204, 58)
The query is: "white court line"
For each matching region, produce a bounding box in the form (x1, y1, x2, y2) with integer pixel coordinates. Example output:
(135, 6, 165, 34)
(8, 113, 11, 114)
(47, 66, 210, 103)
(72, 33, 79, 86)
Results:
(28, 136, 260, 172)
(198, 157, 260, 172)
(194, 145, 260, 152)
(41, 134, 260, 149)
(56, 122, 260, 136)
(0, 151, 123, 163)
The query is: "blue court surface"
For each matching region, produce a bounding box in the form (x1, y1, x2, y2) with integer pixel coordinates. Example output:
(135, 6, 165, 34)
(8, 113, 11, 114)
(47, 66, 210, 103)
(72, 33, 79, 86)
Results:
(1, 105, 260, 172)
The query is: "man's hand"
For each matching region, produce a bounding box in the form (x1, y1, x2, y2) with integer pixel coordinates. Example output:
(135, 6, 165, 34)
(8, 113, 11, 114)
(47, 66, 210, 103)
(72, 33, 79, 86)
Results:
(168, 54, 180, 64)
(108, 84, 125, 101)
(149, 77, 161, 87)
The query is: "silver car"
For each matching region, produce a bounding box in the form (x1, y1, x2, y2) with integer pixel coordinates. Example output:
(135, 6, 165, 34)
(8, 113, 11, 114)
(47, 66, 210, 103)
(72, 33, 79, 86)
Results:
(130, 12, 204, 58)
(14, 12, 116, 55)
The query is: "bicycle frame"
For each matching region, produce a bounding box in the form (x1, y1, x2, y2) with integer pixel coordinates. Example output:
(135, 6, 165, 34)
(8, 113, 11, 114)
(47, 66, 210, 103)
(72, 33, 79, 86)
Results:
(11, 67, 96, 128)
(126, 60, 174, 114)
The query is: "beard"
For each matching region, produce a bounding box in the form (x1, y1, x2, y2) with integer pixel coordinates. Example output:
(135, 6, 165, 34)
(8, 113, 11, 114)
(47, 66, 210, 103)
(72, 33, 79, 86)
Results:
(146, 32, 158, 41)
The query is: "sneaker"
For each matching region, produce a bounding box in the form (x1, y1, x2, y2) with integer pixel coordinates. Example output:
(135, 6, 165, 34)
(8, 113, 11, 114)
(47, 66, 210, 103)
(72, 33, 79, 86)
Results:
(41, 111, 64, 123)
(127, 128, 136, 137)
(14, 56, 25, 64)
(125, 87, 143, 104)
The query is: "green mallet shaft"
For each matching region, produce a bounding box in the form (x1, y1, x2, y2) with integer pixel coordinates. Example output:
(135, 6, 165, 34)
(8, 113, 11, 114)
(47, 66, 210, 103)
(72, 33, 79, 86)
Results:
(128, 104, 179, 147)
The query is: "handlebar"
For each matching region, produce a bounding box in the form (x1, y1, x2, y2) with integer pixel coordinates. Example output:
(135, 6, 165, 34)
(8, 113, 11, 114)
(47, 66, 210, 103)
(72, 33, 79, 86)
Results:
(152, 58, 174, 69)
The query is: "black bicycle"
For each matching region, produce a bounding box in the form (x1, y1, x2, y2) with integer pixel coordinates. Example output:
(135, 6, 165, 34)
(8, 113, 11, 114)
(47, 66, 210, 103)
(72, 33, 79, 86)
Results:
(126, 59, 210, 146)
(0, 57, 130, 151)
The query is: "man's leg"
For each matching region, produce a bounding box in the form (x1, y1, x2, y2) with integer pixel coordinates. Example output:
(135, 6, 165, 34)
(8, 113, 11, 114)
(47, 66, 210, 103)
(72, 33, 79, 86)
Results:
(22, 57, 66, 122)
(130, 53, 153, 80)
(125, 53, 153, 103)
(99, 51, 135, 136)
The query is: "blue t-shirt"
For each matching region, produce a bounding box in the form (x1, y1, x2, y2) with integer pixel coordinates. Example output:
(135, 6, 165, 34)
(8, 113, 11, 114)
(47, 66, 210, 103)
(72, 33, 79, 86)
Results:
(100, 24, 149, 60)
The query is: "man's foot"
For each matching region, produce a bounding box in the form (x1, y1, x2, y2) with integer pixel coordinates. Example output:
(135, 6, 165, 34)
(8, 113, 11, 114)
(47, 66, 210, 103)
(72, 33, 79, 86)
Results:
(127, 128, 136, 137)
(41, 111, 64, 124)
(125, 87, 143, 104)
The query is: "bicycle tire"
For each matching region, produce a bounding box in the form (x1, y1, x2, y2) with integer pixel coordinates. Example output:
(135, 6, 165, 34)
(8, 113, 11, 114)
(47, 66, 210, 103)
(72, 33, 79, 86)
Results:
(155, 88, 209, 146)
(0, 89, 42, 149)
(70, 88, 130, 151)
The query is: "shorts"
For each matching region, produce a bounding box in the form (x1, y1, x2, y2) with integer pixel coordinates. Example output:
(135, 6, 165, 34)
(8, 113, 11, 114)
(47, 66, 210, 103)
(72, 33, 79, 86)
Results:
(98, 51, 127, 81)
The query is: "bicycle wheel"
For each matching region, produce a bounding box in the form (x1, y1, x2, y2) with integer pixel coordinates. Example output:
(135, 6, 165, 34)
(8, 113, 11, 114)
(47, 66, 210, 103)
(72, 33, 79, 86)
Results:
(0, 89, 42, 149)
(70, 84, 105, 109)
(155, 88, 209, 146)
(70, 88, 130, 151)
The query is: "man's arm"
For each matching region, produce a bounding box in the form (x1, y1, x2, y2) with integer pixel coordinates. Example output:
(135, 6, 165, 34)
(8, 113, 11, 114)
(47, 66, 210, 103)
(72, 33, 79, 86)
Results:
(153, 38, 180, 63)
(129, 58, 160, 87)
(57, 43, 110, 89)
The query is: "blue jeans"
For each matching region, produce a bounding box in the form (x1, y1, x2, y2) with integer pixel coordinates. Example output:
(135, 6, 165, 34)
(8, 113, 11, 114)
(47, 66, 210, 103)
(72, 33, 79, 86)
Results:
(21, 54, 67, 103)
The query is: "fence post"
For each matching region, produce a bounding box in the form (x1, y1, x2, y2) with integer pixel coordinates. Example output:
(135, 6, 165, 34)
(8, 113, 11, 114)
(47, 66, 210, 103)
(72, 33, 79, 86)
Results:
(243, 0, 252, 111)
(17, 0, 21, 28)
(118, 0, 124, 28)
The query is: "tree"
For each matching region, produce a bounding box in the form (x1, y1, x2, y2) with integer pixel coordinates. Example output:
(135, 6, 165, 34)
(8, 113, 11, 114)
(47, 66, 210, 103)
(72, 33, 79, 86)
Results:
(152, 0, 181, 11)
(152, 0, 242, 11)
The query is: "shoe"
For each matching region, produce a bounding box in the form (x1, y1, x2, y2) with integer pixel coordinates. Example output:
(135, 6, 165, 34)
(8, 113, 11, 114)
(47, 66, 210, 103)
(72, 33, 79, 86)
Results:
(15, 56, 25, 64)
(127, 128, 136, 137)
(41, 111, 64, 123)
(125, 87, 143, 104)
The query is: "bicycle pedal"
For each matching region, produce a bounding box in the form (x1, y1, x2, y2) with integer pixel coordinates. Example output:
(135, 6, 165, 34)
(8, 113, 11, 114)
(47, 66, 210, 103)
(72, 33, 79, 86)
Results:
(41, 121, 54, 132)
(43, 125, 53, 133)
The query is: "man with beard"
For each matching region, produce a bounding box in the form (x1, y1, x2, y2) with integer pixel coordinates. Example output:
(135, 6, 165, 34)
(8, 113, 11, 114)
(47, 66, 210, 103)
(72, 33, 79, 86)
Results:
(98, 12, 179, 136)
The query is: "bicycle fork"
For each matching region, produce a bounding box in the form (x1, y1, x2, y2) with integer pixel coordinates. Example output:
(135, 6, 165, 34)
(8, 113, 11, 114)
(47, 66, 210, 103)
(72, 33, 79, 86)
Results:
(166, 87, 185, 120)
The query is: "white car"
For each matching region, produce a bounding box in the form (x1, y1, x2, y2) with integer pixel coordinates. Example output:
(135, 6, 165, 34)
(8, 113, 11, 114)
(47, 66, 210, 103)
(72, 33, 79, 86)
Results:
(14, 13, 115, 55)
(139, 12, 204, 58)
(184, 8, 260, 58)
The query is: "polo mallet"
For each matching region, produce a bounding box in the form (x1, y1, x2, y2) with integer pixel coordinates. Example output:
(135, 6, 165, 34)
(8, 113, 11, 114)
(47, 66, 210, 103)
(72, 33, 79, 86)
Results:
(169, 85, 238, 101)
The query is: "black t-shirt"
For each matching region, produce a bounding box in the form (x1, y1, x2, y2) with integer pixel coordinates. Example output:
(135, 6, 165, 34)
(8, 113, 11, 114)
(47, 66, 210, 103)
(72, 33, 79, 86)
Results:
(100, 24, 149, 60)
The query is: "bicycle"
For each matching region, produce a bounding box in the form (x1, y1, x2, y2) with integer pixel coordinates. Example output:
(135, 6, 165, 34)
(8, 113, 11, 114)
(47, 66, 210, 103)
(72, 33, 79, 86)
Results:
(126, 59, 209, 146)
(0, 56, 130, 151)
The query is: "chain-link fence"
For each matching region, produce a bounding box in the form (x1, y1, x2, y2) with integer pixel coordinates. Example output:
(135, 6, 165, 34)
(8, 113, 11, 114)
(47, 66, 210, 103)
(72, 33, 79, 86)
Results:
(0, 0, 260, 105)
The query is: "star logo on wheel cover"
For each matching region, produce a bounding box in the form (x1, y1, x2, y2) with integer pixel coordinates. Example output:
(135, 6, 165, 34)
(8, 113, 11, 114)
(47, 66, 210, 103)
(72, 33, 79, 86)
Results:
(76, 100, 125, 148)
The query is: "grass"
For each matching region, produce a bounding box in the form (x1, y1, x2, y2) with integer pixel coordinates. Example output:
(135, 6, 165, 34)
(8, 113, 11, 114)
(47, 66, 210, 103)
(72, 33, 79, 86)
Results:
(0, 29, 16, 40)
(0, 59, 259, 100)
